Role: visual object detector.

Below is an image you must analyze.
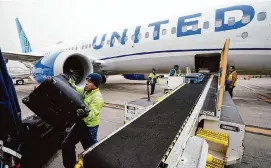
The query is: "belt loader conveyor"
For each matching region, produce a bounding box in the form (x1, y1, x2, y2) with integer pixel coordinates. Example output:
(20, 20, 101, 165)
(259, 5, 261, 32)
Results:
(76, 73, 245, 168)
(76, 39, 245, 168)
(76, 76, 210, 168)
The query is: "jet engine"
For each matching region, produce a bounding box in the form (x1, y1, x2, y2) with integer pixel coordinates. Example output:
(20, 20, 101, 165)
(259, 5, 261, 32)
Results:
(32, 52, 93, 86)
(54, 52, 93, 86)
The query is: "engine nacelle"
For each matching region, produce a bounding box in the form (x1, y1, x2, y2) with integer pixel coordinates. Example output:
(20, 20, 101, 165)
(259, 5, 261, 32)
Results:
(32, 51, 93, 86)
(54, 52, 93, 86)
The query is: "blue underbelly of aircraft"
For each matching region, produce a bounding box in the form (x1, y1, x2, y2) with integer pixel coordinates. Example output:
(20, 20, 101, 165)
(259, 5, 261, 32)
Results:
(123, 74, 146, 80)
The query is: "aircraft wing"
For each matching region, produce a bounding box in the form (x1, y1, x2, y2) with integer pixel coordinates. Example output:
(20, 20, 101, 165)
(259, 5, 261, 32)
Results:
(2, 51, 43, 62)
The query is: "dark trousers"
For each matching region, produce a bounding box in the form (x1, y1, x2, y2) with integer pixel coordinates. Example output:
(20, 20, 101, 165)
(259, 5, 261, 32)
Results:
(151, 83, 156, 95)
(61, 122, 99, 168)
(225, 85, 235, 98)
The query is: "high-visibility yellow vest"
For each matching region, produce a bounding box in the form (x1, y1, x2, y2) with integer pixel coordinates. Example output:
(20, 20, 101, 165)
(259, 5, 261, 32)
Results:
(148, 73, 160, 84)
(169, 69, 181, 76)
(176, 69, 181, 76)
(227, 71, 238, 87)
(70, 79, 104, 127)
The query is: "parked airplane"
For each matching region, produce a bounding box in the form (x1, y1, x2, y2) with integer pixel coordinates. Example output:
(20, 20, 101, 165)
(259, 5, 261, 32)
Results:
(2, 0, 271, 86)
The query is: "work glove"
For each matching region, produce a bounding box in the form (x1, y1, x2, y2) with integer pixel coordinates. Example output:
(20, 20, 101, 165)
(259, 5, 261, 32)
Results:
(69, 78, 75, 84)
(44, 76, 53, 83)
(69, 78, 76, 87)
(76, 109, 89, 119)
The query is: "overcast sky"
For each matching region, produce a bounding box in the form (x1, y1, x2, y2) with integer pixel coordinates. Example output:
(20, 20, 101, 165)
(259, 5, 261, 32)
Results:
(0, 0, 242, 53)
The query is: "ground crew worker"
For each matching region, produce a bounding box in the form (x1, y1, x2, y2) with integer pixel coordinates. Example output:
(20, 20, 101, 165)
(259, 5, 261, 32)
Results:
(225, 66, 238, 98)
(61, 73, 104, 168)
(169, 65, 181, 76)
(147, 68, 160, 95)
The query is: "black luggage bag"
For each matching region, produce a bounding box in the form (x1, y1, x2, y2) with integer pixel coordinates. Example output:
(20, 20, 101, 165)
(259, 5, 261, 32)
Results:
(22, 74, 89, 128)
(19, 115, 65, 168)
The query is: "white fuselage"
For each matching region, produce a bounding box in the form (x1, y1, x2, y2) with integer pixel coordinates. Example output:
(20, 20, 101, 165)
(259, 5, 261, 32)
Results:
(35, 0, 271, 78)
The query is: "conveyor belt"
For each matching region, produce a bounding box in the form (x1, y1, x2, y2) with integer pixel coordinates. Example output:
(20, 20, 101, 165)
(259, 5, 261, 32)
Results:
(201, 75, 218, 116)
(82, 77, 209, 168)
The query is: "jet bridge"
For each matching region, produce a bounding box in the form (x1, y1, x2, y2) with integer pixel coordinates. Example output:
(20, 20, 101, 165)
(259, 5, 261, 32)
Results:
(75, 39, 245, 168)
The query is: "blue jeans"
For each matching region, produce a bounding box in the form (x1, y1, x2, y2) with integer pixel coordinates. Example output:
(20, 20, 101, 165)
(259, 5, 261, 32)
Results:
(61, 122, 99, 168)
(151, 83, 156, 95)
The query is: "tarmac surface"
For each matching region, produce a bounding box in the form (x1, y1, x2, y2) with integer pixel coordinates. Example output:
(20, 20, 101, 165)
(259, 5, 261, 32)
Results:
(15, 75, 271, 168)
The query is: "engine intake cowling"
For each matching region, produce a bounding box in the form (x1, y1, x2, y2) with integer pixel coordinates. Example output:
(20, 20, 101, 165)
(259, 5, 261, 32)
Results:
(54, 52, 93, 86)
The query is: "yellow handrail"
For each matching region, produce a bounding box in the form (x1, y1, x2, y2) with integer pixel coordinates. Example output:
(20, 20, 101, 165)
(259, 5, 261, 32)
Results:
(217, 38, 230, 112)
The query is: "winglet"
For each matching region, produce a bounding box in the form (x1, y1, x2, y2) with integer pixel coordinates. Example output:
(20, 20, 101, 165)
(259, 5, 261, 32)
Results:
(15, 18, 32, 53)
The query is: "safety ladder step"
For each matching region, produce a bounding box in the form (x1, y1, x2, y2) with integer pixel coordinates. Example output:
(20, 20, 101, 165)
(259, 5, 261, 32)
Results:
(206, 157, 224, 168)
(196, 128, 229, 146)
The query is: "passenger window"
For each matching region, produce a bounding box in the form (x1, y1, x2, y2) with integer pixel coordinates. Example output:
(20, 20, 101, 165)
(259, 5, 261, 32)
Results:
(89, 44, 92, 48)
(75, 47, 77, 50)
(182, 26, 187, 32)
(118, 37, 121, 43)
(192, 24, 198, 31)
(145, 32, 149, 38)
(258, 12, 267, 21)
(131, 35, 135, 40)
(82, 45, 84, 49)
(171, 27, 176, 34)
(107, 40, 110, 45)
(228, 17, 235, 26)
(85, 44, 88, 49)
(215, 19, 222, 27)
(203, 21, 209, 29)
(242, 15, 251, 24)
(138, 33, 142, 39)
(162, 29, 167, 35)
(153, 30, 158, 37)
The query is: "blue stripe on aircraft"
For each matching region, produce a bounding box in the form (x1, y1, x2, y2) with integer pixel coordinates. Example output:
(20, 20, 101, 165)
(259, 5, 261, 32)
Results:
(99, 48, 271, 60)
